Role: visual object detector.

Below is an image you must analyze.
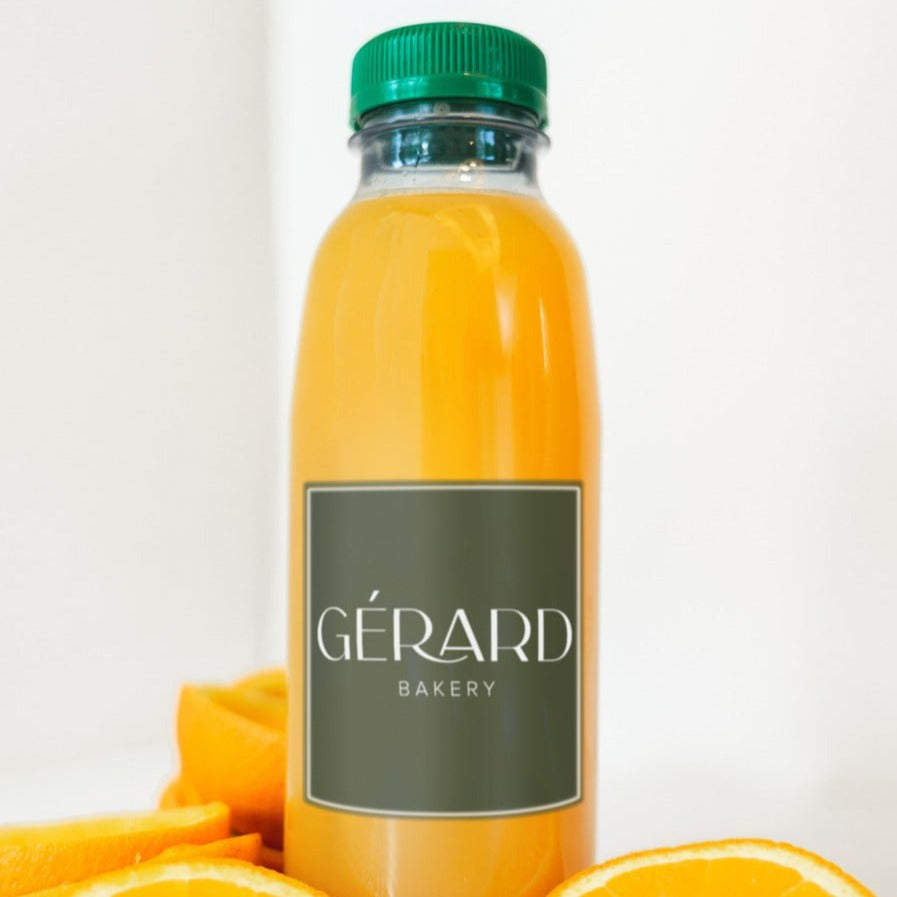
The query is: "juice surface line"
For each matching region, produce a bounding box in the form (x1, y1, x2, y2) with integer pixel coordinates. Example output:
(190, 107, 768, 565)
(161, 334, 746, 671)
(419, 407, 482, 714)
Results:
(286, 23, 599, 897)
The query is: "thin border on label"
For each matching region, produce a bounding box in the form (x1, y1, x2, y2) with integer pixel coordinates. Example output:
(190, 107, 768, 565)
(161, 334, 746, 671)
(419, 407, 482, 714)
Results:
(304, 481, 583, 818)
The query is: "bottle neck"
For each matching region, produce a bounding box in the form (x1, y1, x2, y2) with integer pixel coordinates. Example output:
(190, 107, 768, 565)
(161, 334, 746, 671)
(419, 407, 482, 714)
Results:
(350, 100, 548, 199)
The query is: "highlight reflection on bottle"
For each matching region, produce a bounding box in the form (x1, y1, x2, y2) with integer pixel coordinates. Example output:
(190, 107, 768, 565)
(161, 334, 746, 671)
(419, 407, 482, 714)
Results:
(286, 22, 599, 897)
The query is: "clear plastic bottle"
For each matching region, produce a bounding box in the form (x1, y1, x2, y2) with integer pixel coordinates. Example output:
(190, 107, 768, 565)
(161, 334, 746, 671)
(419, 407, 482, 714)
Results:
(286, 22, 599, 897)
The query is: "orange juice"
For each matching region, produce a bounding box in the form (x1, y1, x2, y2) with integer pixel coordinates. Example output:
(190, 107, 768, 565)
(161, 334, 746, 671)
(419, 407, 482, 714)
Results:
(286, 23, 599, 897)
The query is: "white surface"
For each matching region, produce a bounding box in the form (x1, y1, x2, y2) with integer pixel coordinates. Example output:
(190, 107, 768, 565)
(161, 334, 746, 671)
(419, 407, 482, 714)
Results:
(0, 1, 894, 894)
(0, 744, 173, 823)
(0, 0, 277, 772)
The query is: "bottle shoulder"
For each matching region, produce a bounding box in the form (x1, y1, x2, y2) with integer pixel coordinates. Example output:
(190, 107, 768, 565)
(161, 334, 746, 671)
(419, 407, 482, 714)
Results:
(309, 190, 586, 293)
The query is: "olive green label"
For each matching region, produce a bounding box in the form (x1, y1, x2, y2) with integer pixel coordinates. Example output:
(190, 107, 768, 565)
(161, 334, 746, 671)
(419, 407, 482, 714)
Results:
(304, 483, 581, 817)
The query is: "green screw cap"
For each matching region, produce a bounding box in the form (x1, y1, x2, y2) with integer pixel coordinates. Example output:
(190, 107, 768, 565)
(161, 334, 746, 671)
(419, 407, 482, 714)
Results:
(350, 22, 548, 131)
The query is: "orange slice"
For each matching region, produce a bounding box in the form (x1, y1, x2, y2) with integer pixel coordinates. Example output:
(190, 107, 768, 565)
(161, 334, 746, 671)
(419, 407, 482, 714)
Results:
(26, 858, 326, 897)
(177, 685, 285, 847)
(548, 839, 877, 897)
(150, 833, 262, 864)
(0, 803, 230, 897)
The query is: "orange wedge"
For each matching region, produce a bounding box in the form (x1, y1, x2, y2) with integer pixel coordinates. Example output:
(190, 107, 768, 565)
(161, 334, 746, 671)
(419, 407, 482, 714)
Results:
(0, 803, 230, 897)
(259, 845, 284, 873)
(157, 777, 202, 812)
(548, 839, 877, 897)
(234, 668, 287, 699)
(177, 684, 285, 847)
(150, 833, 262, 864)
(158, 778, 280, 854)
(27, 858, 326, 897)
(202, 685, 287, 732)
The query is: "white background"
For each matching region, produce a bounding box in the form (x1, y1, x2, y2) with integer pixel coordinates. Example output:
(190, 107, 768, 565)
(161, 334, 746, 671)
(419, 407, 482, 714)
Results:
(0, 1, 276, 772)
(2, 1, 896, 893)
